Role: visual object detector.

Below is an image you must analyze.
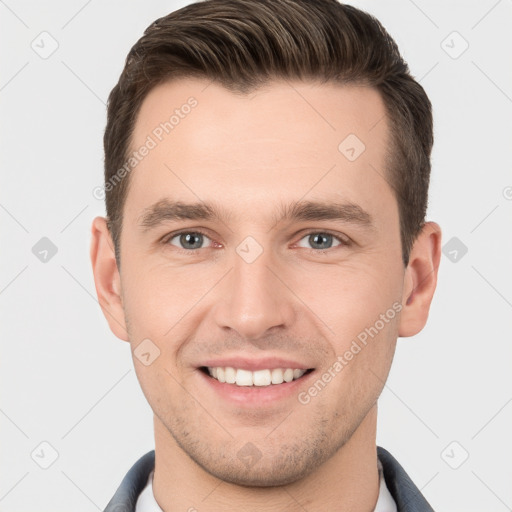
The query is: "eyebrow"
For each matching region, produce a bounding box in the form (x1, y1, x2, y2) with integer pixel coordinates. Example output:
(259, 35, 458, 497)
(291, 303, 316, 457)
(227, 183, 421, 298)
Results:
(138, 198, 375, 232)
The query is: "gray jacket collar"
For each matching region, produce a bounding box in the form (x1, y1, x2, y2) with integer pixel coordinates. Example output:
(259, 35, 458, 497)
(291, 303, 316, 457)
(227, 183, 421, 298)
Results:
(104, 446, 435, 511)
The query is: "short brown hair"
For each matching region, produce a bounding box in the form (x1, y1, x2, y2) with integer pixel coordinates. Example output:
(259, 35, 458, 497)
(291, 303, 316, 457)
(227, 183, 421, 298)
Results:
(104, 0, 433, 268)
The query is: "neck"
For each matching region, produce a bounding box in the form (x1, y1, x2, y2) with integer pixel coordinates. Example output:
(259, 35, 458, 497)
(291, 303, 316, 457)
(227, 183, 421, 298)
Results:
(152, 404, 380, 512)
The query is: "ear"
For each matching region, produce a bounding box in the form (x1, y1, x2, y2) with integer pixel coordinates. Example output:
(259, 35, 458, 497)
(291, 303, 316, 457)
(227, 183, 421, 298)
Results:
(90, 216, 129, 341)
(398, 221, 442, 337)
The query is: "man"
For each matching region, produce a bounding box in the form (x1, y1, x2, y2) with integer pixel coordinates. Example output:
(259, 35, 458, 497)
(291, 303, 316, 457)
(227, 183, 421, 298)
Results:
(90, 0, 442, 510)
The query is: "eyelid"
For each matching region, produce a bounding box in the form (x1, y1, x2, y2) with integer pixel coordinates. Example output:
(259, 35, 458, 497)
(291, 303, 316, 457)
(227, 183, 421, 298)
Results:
(162, 228, 352, 253)
(162, 229, 217, 250)
(294, 229, 352, 249)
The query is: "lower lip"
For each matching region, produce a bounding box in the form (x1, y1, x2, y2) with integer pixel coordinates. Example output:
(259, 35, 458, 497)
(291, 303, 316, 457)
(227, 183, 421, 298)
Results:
(197, 369, 315, 407)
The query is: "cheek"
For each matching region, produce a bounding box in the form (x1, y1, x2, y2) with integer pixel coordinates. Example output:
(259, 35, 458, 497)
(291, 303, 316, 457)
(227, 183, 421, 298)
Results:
(294, 259, 401, 392)
(120, 259, 211, 337)
(294, 260, 401, 336)
(314, 313, 398, 417)
(131, 358, 182, 422)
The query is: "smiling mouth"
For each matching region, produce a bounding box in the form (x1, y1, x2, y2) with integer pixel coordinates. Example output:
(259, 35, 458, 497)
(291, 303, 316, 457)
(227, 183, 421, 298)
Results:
(199, 366, 314, 387)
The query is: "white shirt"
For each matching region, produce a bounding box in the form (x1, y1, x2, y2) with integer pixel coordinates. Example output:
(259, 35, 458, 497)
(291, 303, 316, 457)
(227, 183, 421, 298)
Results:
(135, 458, 397, 512)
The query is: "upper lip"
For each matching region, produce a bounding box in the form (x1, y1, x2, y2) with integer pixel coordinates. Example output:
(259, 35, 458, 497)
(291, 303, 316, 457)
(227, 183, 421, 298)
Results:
(199, 356, 314, 372)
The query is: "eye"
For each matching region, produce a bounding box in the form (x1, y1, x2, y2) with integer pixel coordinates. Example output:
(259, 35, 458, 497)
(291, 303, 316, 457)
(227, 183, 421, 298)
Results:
(296, 231, 350, 251)
(165, 231, 213, 251)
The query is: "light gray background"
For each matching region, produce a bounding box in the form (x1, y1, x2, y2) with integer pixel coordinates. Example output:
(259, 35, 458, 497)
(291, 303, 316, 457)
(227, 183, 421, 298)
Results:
(1, 0, 511, 511)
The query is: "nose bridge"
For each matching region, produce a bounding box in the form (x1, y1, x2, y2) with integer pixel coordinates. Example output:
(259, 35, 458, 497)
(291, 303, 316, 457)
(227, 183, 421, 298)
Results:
(215, 238, 294, 339)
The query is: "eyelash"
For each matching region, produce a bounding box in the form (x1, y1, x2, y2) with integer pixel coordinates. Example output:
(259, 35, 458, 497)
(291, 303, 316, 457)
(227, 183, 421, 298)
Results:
(161, 229, 352, 254)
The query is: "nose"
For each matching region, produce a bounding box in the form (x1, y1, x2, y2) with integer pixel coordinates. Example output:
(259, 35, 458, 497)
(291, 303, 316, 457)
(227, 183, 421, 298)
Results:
(213, 245, 296, 341)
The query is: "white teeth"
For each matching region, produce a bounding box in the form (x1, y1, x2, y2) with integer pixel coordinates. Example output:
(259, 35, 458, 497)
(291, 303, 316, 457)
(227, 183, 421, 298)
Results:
(271, 368, 284, 384)
(206, 367, 308, 386)
(235, 369, 253, 386)
(283, 369, 294, 382)
(225, 366, 236, 384)
(253, 369, 271, 386)
(293, 369, 303, 379)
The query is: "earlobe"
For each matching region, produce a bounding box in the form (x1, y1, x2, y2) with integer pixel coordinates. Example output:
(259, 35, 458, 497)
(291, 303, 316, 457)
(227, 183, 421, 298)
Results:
(398, 221, 442, 338)
(90, 216, 129, 341)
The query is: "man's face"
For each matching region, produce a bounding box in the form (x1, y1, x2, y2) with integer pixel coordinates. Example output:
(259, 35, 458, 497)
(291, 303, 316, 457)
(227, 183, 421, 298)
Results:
(117, 78, 405, 485)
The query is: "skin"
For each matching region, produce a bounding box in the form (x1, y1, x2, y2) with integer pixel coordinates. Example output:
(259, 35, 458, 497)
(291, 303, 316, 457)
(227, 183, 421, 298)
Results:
(90, 78, 441, 511)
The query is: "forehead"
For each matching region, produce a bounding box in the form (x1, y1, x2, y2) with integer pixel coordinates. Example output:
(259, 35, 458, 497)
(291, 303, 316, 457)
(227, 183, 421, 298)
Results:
(132, 77, 388, 150)
(124, 77, 394, 228)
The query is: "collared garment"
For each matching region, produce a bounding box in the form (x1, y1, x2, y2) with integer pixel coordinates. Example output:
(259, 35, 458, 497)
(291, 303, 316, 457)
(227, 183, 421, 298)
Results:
(103, 446, 435, 512)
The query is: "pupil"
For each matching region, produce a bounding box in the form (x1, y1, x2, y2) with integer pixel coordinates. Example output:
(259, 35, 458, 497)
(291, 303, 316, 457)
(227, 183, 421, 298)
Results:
(182, 233, 202, 249)
(311, 233, 331, 249)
